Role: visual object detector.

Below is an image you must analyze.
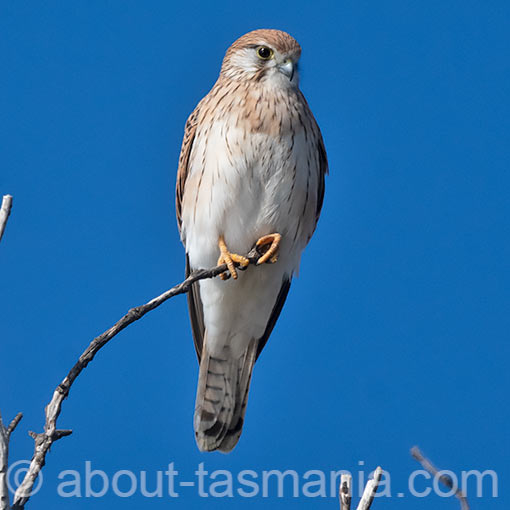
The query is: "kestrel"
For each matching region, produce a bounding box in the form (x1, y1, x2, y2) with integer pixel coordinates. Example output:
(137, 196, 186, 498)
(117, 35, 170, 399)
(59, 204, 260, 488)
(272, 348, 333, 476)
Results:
(176, 29, 327, 452)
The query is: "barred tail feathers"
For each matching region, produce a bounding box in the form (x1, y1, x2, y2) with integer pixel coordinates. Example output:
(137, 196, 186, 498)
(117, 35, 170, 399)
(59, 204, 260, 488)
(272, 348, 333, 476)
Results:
(194, 340, 257, 452)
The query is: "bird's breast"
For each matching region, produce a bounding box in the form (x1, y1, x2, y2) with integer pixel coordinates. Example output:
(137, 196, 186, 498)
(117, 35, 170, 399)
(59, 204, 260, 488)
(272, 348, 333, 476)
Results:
(182, 95, 319, 272)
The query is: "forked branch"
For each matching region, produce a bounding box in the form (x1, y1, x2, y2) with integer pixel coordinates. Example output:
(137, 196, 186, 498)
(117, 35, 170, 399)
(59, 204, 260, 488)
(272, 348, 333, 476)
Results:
(339, 467, 383, 510)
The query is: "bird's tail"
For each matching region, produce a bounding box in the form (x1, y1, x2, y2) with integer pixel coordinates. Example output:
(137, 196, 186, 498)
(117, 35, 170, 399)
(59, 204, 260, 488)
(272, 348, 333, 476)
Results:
(194, 340, 257, 452)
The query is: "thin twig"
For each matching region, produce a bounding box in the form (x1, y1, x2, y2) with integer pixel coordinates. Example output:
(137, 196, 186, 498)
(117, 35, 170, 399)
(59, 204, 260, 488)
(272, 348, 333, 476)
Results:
(6, 416, 22, 438)
(11, 247, 263, 509)
(0, 412, 23, 510)
(411, 446, 469, 510)
(0, 195, 13, 244)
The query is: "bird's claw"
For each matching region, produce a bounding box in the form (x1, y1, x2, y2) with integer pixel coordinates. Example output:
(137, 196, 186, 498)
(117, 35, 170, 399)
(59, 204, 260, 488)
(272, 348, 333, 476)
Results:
(217, 236, 249, 280)
(255, 233, 282, 265)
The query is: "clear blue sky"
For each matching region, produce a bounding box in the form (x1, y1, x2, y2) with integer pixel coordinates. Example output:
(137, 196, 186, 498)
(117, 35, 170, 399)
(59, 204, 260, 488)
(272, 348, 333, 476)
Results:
(1, 1, 508, 508)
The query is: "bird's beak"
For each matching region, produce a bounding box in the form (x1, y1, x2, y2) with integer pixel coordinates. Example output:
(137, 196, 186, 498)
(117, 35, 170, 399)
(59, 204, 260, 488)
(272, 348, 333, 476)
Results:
(278, 59, 294, 80)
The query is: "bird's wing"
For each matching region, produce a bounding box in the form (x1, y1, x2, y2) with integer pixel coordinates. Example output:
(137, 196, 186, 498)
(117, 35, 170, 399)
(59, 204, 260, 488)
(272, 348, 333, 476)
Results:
(255, 277, 291, 359)
(176, 103, 206, 359)
(186, 255, 205, 360)
(306, 127, 328, 246)
(297, 90, 328, 240)
(315, 135, 328, 226)
(176, 104, 201, 232)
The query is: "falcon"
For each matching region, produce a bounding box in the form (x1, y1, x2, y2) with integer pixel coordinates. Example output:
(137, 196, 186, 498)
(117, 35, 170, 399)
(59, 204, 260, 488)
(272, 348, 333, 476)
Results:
(175, 29, 327, 452)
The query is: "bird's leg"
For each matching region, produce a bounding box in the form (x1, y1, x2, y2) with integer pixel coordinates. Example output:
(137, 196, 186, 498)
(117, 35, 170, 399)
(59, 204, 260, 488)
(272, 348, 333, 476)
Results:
(217, 235, 249, 280)
(255, 233, 282, 265)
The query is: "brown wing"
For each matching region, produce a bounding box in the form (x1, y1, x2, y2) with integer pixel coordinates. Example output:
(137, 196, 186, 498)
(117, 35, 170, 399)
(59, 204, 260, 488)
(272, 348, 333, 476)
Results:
(176, 104, 201, 231)
(297, 90, 328, 238)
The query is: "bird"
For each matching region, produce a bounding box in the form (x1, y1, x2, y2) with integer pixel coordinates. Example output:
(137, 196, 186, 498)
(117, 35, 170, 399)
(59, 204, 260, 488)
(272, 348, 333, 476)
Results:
(175, 29, 327, 452)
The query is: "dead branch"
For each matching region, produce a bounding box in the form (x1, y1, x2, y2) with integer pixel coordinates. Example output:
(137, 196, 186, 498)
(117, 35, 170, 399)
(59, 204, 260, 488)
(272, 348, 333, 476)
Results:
(357, 467, 383, 510)
(339, 467, 382, 510)
(339, 473, 352, 510)
(10, 247, 264, 509)
(0, 195, 13, 244)
(0, 413, 22, 510)
(411, 446, 469, 510)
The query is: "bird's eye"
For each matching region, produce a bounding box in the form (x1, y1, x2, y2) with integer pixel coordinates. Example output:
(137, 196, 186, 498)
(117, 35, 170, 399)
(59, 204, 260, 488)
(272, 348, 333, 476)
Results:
(256, 46, 274, 60)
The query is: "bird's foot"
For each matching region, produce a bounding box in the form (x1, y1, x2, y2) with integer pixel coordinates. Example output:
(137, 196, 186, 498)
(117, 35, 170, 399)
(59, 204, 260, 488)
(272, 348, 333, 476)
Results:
(217, 236, 249, 280)
(255, 233, 282, 265)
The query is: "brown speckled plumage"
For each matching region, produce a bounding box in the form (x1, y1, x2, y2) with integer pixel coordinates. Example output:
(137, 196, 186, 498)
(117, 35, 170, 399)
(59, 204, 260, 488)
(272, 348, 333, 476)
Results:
(175, 29, 327, 453)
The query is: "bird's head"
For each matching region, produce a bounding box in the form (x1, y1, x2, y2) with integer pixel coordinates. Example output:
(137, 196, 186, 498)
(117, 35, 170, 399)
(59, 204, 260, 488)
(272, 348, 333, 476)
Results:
(220, 29, 301, 87)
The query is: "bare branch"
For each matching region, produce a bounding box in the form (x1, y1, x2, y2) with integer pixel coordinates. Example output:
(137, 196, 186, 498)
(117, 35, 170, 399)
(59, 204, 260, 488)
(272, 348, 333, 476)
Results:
(1, 194, 18, 510)
(6, 415, 22, 438)
(11, 247, 264, 509)
(339, 467, 382, 510)
(0, 195, 13, 244)
(339, 473, 352, 510)
(356, 466, 382, 510)
(411, 446, 469, 510)
(0, 414, 10, 510)
(1, 412, 23, 510)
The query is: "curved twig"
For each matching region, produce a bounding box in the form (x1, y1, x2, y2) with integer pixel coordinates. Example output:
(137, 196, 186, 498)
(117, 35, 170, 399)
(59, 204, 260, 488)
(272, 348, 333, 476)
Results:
(11, 247, 263, 509)
(411, 446, 469, 510)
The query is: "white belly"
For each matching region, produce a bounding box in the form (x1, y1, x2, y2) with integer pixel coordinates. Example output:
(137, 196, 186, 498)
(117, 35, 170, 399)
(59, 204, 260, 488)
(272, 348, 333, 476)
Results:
(180, 119, 318, 356)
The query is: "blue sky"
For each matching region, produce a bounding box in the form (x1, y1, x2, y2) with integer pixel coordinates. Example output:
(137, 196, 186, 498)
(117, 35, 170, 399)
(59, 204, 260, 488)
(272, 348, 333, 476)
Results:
(1, 1, 508, 508)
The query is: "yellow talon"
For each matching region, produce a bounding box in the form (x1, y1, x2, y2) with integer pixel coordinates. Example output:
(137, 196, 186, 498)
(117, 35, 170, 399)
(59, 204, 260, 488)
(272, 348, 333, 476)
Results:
(217, 236, 249, 280)
(255, 233, 282, 265)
